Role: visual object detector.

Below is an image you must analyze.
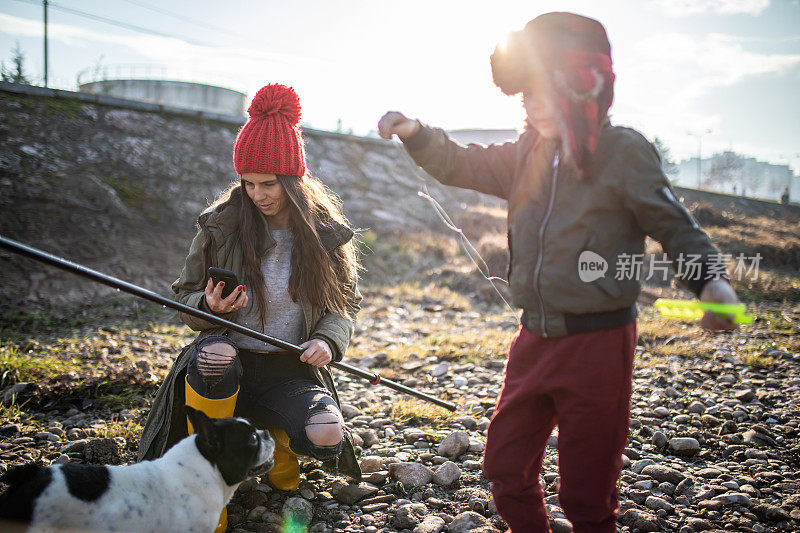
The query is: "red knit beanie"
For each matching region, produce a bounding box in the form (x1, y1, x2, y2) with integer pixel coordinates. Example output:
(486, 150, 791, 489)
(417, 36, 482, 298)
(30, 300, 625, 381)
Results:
(233, 83, 306, 176)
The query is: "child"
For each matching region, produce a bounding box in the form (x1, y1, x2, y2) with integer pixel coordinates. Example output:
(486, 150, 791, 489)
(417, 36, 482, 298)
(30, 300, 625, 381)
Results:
(378, 12, 740, 533)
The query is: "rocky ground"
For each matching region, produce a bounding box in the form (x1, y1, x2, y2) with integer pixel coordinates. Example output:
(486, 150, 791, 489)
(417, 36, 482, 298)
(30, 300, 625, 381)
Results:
(1, 281, 799, 533)
(4, 83, 800, 533)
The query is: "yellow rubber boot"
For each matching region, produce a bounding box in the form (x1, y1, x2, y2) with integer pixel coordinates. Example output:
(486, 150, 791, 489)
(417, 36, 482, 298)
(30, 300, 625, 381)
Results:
(268, 428, 301, 491)
(185, 376, 238, 533)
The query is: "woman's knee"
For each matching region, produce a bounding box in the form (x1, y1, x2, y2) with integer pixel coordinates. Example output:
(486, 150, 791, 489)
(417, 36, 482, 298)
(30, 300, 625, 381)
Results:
(304, 409, 344, 447)
(187, 337, 241, 397)
(195, 341, 237, 379)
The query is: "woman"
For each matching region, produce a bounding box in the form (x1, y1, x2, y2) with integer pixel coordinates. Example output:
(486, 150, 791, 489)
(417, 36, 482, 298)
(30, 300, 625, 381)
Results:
(138, 84, 362, 516)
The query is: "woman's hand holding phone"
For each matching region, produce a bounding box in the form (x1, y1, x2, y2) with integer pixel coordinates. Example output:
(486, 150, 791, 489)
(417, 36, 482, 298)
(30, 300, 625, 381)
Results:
(204, 277, 248, 314)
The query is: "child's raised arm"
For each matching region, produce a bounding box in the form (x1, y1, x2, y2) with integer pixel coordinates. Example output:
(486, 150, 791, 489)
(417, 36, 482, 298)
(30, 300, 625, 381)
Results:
(378, 111, 526, 200)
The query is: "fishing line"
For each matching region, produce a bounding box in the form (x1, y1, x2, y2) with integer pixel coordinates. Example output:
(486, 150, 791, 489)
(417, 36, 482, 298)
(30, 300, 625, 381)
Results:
(411, 172, 518, 319)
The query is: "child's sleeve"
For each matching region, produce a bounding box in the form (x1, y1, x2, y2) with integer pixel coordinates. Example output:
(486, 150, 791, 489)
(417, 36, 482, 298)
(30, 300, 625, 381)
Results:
(619, 133, 728, 297)
(401, 123, 523, 200)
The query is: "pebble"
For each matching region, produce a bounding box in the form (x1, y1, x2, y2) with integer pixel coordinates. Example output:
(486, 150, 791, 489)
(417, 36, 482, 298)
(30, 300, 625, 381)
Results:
(414, 515, 446, 533)
(641, 465, 685, 485)
(688, 401, 706, 414)
(431, 362, 449, 377)
(438, 431, 470, 458)
(340, 404, 360, 418)
(668, 437, 700, 456)
(453, 376, 468, 387)
(742, 429, 775, 447)
(550, 518, 572, 533)
(448, 511, 491, 533)
(653, 407, 670, 418)
(453, 416, 478, 430)
(389, 462, 434, 486)
(462, 460, 482, 471)
(52, 454, 70, 465)
(632, 459, 656, 473)
(282, 497, 313, 527)
(431, 461, 461, 486)
(404, 428, 428, 444)
(359, 456, 384, 473)
(712, 492, 752, 507)
(645, 495, 674, 514)
(393, 503, 428, 529)
(360, 502, 389, 513)
(358, 429, 380, 447)
(332, 483, 379, 505)
(619, 509, 661, 532)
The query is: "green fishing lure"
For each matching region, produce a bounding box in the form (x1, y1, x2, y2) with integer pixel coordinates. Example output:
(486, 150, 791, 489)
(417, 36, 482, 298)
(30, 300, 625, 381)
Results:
(653, 298, 754, 325)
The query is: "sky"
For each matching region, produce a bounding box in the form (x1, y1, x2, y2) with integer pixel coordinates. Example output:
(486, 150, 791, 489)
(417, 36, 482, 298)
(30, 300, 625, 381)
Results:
(1, 0, 799, 173)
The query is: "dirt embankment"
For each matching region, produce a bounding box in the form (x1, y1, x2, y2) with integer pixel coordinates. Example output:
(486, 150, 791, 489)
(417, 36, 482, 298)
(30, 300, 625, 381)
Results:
(0, 87, 498, 310)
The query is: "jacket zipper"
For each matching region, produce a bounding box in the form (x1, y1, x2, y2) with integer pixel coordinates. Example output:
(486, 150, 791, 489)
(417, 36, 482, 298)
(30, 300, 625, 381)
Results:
(532, 151, 560, 337)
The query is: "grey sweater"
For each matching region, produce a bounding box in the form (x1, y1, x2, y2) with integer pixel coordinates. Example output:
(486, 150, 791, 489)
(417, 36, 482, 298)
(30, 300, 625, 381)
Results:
(229, 229, 304, 351)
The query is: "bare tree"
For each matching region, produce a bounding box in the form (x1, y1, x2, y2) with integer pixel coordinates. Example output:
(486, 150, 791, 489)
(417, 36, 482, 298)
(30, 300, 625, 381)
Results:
(704, 151, 743, 189)
(652, 137, 679, 180)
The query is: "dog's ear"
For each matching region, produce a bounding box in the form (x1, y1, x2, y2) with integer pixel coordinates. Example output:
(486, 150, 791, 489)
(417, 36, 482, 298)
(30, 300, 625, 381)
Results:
(186, 407, 221, 451)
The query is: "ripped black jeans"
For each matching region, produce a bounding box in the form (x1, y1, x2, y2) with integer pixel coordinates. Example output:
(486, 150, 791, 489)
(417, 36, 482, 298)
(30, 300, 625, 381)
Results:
(186, 335, 344, 460)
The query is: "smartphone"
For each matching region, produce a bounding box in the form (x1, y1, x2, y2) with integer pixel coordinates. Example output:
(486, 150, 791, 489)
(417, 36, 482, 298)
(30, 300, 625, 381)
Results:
(208, 267, 239, 300)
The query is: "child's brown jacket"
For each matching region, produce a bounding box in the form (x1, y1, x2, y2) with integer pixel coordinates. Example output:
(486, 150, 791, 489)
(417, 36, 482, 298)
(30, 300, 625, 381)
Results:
(403, 122, 723, 337)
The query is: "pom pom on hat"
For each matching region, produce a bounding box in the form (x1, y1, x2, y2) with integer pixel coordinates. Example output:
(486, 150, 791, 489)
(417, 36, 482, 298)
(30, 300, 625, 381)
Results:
(247, 83, 302, 126)
(234, 83, 306, 176)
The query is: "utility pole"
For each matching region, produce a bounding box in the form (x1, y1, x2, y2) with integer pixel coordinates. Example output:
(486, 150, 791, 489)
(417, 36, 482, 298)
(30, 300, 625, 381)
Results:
(43, 0, 48, 87)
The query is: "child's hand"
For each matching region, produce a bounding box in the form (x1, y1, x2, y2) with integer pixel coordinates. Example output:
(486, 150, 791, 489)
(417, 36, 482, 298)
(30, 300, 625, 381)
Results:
(699, 279, 740, 331)
(378, 111, 421, 140)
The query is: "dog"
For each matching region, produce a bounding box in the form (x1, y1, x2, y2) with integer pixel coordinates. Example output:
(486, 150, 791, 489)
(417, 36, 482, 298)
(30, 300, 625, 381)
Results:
(0, 407, 274, 532)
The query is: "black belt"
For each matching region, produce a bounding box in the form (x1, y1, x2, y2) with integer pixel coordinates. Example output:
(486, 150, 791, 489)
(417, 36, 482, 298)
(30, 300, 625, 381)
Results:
(522, 305, 637, 335)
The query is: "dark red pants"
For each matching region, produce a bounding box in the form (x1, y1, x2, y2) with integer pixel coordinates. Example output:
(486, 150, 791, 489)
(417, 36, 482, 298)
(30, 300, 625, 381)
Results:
(483, 322, 637, 533)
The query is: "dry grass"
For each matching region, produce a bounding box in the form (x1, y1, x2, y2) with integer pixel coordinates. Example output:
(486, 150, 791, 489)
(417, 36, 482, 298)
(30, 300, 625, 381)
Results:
(390, 398, 453, 429)
(637, 316, 696, 341)
(456, 204, 507, 242)
(361, 231, 461, 284)
(646, 340, 712, 359)
(732, 268, 800, 302)
(96, 418, 144, 444)
(0, 402, 43, 434)
(742, 352, 774, 369)
(0, 342, 82, 387)
(378, 281, 472, 311)
(354, 327, 512, 365)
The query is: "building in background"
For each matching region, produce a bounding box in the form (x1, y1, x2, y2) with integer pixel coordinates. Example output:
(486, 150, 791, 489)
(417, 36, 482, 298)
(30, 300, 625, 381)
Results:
(77, 65, 246, 117)
(674, 152, 798, 204)
(446, 129, 520, 146)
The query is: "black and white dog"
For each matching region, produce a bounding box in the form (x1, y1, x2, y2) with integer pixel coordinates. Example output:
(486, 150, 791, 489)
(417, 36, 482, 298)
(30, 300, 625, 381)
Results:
(0, 407, 274, 532)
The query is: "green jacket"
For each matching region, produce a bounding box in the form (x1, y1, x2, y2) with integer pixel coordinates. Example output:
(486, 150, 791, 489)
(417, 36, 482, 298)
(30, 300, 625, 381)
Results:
(403, 122, 721, 337)
(138, 200, 362, 480)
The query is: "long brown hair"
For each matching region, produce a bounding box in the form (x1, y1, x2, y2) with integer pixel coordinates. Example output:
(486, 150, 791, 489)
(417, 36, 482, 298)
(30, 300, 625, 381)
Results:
(202, 175, 359, 324)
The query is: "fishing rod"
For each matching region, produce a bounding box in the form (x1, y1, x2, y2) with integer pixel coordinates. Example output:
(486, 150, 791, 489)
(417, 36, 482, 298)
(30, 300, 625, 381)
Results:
(0, 235, 457, 411)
